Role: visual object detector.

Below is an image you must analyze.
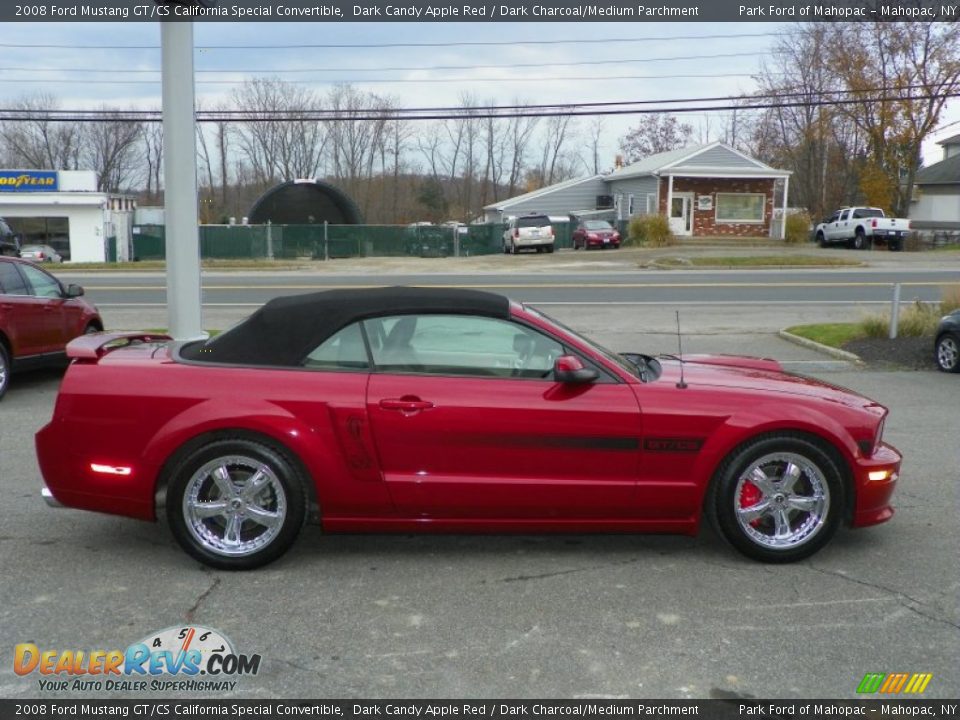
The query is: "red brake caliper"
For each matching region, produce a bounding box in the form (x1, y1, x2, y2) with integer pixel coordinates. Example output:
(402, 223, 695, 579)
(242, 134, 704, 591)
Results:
(740, 481, 763, 527)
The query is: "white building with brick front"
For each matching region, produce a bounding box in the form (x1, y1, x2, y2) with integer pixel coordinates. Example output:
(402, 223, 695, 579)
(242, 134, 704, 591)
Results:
(484, 142, 792, 239)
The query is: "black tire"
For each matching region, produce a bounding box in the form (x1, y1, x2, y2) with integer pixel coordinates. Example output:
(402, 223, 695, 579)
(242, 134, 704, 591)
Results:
(545, 244, 555, 254)
(502, 241, 510, 254)
(817, 232, 827, 249)
(935, 332, 960, 373)
(853, 228, 868, 250)
(706, 434, 844, 563)
(0, 342, 9, 400)
(889, 239, 903, 252)
(166, 439, 307, 570)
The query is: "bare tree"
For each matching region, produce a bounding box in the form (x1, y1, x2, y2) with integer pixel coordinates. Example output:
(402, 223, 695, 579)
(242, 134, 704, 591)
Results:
(82, 107, 144, 192)
(141, 119, 163, 201)
(534, 114, 578, 188)
(582, 116, 606, 175)
(0, 94, 82, 170)
(232, 78, 327, 185)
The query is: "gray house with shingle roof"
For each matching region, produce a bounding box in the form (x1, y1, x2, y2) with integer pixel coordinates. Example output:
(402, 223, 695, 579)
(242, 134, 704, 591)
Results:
(483, 142, 791, 238)
(910, 134, 960, 228)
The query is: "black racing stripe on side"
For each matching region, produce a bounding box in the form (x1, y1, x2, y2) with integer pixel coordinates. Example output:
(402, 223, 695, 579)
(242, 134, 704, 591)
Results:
(463, 434, 640, 451)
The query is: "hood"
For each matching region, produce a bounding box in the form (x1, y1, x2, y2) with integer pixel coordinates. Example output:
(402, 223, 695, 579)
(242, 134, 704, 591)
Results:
(657, 354, 880, 410)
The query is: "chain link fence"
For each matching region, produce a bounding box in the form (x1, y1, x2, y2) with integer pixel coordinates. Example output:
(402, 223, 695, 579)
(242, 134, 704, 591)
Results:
(131, 221, 591, 261)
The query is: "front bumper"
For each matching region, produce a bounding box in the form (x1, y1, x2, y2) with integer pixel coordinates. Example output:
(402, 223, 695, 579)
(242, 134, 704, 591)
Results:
(851, 442, 901, 528)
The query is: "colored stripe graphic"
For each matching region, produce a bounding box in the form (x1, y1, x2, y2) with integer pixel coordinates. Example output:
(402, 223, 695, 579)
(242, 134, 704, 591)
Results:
(857, 672, 932, 694)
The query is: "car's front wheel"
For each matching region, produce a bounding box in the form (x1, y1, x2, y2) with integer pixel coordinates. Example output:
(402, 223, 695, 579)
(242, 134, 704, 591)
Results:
(936, 332, 960, 373)
(708, 435, 843, 563)
(167, 439, 307, 570)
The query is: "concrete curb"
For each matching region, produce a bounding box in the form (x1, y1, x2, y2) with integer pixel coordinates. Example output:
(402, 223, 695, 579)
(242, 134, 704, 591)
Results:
(778, 329, 864, 365)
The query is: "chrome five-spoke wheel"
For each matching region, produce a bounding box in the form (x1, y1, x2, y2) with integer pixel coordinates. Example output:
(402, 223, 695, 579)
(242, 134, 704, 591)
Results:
(710, 435, 843, 562)
(734, 452, 829, 550)
(168, 439, 306, 570)
(183, 455, 288, 557)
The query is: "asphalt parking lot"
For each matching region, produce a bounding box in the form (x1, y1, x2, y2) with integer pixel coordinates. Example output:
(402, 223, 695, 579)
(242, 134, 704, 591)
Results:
(0, 309, 957, 700)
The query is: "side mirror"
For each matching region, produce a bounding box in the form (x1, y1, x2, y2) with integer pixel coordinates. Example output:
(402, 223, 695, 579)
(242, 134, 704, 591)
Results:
(554, 355, 598, 384)
(65, 284, 84, 298)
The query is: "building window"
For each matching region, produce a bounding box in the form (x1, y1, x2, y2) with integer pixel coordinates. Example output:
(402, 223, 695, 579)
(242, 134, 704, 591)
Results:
(715, 193, 765, 224)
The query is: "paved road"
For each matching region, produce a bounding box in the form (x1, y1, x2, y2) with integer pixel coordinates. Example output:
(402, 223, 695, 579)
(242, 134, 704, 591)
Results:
(63, 268, 957, 308)
(0, 309, 956, 700)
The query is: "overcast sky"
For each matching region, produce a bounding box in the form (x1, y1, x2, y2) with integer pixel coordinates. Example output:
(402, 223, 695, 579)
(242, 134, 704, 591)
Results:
(2, 21, 957, 168)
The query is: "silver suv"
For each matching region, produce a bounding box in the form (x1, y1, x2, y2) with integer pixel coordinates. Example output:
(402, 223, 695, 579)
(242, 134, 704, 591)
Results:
(503, 214, 554, 254)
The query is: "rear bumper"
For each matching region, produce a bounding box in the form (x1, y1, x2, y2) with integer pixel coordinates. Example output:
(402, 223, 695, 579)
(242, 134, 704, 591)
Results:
(41, 485, 64, 508)
(851, 442, 901, 528)
(515, 236, 554, 248)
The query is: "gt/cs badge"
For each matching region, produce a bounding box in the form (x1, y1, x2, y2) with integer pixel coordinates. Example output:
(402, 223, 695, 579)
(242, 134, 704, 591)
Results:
(643, 437, 704, 453)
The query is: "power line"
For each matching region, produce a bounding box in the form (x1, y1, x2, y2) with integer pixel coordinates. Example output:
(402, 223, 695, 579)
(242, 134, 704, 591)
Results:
(0, 82, 944, 117)
(0, 72, 761, 86)
(0, 31, 787, 51)
(0, 51, 770, 76)
(2, 90, 955, 123)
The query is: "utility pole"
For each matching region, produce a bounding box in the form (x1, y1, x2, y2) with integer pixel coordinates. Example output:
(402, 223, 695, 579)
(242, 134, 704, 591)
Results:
(156, 2, 215, 339)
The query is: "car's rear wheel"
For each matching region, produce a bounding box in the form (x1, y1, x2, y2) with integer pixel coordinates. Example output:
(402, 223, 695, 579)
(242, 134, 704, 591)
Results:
(707, 435, 843, 563)
(0, 342, 9, 400)
(936, 332, 960, 373)
(817, 232, 827, 248)
(167, 439, 306, 570)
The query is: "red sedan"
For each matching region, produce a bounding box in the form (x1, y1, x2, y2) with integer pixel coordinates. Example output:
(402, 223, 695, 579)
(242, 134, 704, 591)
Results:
(36, 288, 900, 569)
(0, 256, 102, 399)
(572, 220, 621, 250)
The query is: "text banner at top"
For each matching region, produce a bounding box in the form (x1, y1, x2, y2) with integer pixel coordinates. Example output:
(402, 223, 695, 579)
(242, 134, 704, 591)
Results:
(3, 0, 958, 22)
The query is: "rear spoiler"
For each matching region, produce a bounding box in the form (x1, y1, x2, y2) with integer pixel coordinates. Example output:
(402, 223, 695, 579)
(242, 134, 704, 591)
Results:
(66, 331, 173, 360)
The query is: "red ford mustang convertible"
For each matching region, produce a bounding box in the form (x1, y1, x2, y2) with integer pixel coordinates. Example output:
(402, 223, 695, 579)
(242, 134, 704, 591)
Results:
(36, 287, 900, 569)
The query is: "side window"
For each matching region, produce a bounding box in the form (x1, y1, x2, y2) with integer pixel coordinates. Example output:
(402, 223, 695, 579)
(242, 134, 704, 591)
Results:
(18, 263, 62, 299)
(302, 322, 369, 370)
(0, 262, 29, 295)
(364, 314, 564, 379)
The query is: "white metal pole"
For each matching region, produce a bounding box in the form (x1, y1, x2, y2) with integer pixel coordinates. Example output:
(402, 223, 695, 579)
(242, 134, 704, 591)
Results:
(161, 21, 204, 340)
(780, 176, 789, 240)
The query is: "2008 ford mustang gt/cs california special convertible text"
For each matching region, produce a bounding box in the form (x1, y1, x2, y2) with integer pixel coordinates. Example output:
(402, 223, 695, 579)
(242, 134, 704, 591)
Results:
(36, 287, 901, 570)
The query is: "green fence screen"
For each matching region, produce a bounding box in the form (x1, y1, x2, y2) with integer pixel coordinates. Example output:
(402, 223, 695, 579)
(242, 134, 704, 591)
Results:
(132, 222, 580, 261)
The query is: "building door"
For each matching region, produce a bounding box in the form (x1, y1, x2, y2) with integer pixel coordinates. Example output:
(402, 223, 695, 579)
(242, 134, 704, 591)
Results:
(669, 193, 694, 236)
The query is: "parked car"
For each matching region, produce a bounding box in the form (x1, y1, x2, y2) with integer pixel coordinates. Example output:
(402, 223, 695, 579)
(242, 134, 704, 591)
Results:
(503, 213, 555, 254)
(572, 219, 621, 250)
(815, 207, 910, 251)
(19, 244, 63, 263)
(36, 287, 900, 570)
(934, 309, 960, 373)
(0, 256, 102, 399)
(0, 217, 21, 257)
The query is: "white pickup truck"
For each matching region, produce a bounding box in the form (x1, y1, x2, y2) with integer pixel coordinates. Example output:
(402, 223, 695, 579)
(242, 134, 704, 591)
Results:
(815, 207, 910, 251)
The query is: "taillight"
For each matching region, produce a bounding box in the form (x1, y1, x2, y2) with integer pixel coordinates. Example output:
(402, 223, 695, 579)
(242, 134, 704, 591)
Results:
(549, 227, 555, 237)
(513, 229, 519, 238)
(872, 219, 878, 228)
(38, 252, 45, 259)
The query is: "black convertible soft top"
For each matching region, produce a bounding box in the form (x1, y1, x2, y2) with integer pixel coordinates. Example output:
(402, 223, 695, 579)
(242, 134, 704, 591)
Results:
(179, 286, 511, 366)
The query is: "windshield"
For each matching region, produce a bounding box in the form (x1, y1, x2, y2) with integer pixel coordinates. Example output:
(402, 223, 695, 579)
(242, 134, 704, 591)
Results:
(523, 304, 641, 378)
(517, 216, 550, 228)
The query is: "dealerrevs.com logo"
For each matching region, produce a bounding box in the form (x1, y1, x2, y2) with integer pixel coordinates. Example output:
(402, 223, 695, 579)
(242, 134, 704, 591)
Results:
(14, 625, 261, 693)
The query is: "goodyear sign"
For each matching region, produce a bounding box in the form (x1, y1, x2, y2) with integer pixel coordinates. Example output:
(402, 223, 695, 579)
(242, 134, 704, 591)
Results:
(0, 171, 58, 192)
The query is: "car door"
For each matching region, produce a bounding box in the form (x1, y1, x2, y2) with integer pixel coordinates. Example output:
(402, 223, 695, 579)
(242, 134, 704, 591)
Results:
(364, 313, 643, 520)
(17, 262, 71, 352)
(0, 261, 48, 357)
